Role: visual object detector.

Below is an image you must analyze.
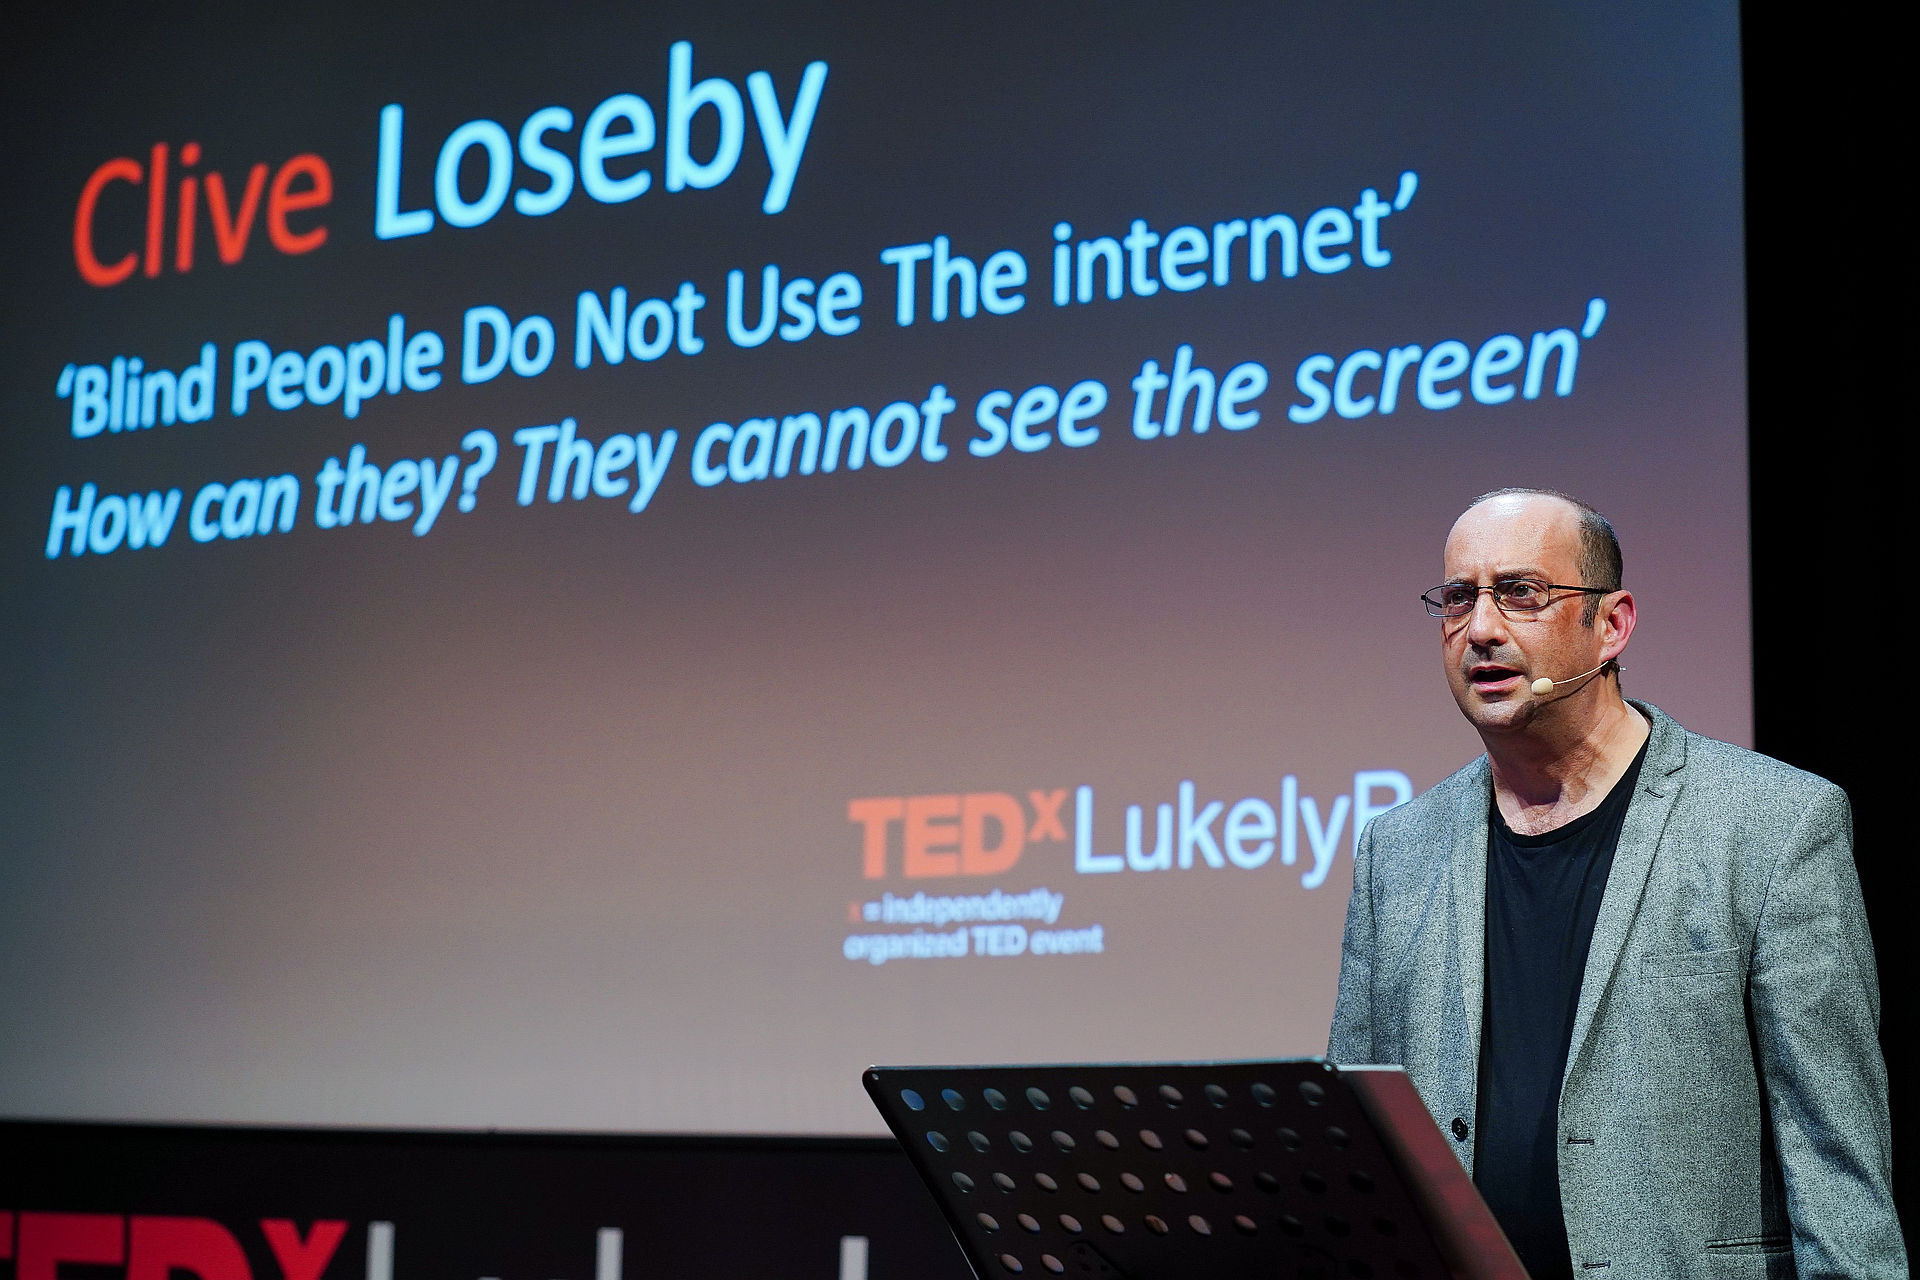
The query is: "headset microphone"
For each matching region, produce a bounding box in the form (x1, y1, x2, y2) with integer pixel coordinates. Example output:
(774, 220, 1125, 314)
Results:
(1529, 660, 1616, 697)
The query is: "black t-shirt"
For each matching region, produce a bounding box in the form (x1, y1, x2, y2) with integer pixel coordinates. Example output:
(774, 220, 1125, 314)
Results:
(1473, 737, 1648, 1280)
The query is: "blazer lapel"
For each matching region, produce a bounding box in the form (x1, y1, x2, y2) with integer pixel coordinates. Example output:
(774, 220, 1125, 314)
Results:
(1450, 758, 1492, 1074)
(1562, 702, 1688, 1088)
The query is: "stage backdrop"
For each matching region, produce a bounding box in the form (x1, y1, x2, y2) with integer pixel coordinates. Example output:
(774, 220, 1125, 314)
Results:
(0, 0, 1748, 1135)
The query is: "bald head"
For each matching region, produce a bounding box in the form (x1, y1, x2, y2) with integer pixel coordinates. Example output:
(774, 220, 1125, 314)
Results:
(1455, 488, 1621, 620)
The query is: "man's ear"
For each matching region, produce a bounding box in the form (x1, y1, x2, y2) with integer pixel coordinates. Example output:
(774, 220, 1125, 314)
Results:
(1599, 589, 1636, 663)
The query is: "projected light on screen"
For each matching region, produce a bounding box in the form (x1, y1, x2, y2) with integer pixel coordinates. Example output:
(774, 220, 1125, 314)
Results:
(0, 0, 1748, 1134)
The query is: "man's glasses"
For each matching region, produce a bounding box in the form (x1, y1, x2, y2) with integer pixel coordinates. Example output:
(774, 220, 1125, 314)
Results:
(1420, 578, 1611, 618)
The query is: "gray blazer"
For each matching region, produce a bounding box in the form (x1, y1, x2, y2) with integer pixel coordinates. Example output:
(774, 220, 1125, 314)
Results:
(1329, 702, 1903, 1279)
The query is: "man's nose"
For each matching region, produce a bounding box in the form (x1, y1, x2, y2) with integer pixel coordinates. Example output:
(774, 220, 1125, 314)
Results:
(1463, 590, 1509, 645)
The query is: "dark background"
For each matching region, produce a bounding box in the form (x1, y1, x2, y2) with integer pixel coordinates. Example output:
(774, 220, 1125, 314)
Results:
(1744, 0, 1909, 1229)
(0, 1123, 972, 1279)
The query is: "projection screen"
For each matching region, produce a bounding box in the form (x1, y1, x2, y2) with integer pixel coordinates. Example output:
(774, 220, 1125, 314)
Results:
(0, 0, 1749, 1134)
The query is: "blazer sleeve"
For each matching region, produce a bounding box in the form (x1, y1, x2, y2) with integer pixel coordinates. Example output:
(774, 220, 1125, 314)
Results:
(1328, 817, 1378, 1064)
(1747, 786, 1906, 1279)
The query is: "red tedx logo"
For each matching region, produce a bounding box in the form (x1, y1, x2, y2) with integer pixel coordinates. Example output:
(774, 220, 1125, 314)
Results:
(848, 790, 1069, 879)
(0, 1212, 344, 1280)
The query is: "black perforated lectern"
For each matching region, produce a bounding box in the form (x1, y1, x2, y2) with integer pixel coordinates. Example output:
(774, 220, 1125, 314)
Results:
(865, 1059, 1526, 1280)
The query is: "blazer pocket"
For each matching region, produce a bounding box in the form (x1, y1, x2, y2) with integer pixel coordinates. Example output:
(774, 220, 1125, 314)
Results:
(1705, 1233, 1791, 1253)
(1640, 944, 1744, 979)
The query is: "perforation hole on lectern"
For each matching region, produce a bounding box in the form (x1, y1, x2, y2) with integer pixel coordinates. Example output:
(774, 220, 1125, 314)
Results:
(1209, 1172, 1234, 1193)
(1100, 1214, 1125, 1235)
(1325, 1214, 1351, 1236)
(1299, 1080, 1326, 1106)
(1017, 1213, 1041, 1233)
(1027, 1087, 1051, 1110)
(999, 1253, 1023, 1273)
(1277, 1127, 1304, 1150)
(943, 1088, 967, 1111)
(969, 1131, 992, 1152)
(1204, 1083, 1230, 1107)
(1233, 1214, 1258, 1235)
(1372, 1217, 1397, 1237)
(1279, 1214, 1305, 1236)
(1069, 1086, 1096, 1108)
(1058, 1214, 1083, 1233)
(1184, 1128, 1209, 1150)
(1251, 1082, 1277, 1106)
(1164, 1172, 1188, 1193)
(1035, 1173, 1060, 1192)
(1230, 1127, 1254, 1148)
(1040, 1255, 1065, 1275)
(1094, 1129, 1120, 1150)
(994, 1173, 1018, 1192)
(1051, 1130, 1076, 1152)
(1255, 1172, 1280, 1193)
(1187, 1214, 1212, 1235)
(1302, 1171, 1327, 1194)
(1120, 1172, 1145, 1193)
(927, 1131, 950, 1152)
(1145, 1214, 1170, 1235)
(1158, 1084, 1184, 1106)
(1009, 1130, 1034, 1153)
(1138, 1129, 1163, 1150)
(1113, 1085, 1139, 1108)
(902, 1089, 927, 1111)
(983, 1087, 1010, 1110)
(1326, 1125, 1351, 1148)
(954, 1172, 975, 1191)
(978, 1213, 1001, 1232)
(1349, 1170, 1374, 1192)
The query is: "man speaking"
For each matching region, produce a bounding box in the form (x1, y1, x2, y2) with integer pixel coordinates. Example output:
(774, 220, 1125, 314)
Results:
(1329, 489, 1903, 1278)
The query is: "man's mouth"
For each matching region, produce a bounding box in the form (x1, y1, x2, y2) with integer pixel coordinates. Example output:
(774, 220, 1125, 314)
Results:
(1468, 664, 1523, 689)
